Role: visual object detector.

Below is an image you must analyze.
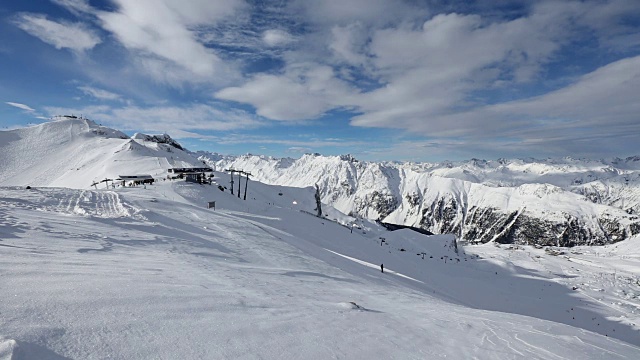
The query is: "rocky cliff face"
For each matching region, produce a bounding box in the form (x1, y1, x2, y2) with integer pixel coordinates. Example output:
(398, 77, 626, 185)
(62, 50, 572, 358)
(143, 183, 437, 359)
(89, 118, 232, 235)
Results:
(132, 133, 185, 151)
(200, 153, 640, 246)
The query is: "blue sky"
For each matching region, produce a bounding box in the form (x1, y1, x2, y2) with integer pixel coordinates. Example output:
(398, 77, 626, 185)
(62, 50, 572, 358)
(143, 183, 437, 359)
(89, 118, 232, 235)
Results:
(1, 0, 639, 162)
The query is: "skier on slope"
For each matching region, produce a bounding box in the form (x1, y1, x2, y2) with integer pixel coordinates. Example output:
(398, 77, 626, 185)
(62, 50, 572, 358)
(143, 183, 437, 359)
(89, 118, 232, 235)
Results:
(380, 264, 384, 273)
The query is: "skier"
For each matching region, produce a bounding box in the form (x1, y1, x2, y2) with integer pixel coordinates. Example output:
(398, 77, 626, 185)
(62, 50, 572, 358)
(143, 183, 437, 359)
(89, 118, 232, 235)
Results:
(380, 264, 384, 273)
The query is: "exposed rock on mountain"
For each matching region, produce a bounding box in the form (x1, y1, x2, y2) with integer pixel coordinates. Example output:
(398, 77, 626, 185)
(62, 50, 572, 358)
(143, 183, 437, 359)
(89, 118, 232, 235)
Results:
(202, 153, 640, 246)
(132, 133, 185, 151)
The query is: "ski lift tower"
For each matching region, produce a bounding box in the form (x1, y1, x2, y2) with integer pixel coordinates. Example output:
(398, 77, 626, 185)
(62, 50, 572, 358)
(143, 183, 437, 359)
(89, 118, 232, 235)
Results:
(225, 168, 235, 195)
(241, 171, 251, 200)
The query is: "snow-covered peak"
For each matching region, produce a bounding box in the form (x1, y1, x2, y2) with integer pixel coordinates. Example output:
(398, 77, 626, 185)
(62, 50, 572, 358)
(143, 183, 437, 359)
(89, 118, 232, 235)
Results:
(43, 116, 129, 139)
(0, 118, 201, 188)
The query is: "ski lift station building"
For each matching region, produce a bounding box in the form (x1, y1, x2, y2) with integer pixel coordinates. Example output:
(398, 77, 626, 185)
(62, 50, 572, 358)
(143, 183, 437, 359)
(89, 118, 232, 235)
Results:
(168, 167, 213, 184)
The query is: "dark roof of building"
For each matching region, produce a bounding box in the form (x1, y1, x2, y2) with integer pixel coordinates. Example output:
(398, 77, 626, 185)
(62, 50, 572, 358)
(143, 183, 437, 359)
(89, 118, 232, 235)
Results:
(117, 175, 154, 180)
(168, 167, 213, 173)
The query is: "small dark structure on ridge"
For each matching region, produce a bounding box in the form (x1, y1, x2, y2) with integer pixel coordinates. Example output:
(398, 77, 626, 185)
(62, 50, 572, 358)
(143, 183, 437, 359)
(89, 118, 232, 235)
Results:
(117, 175, 154, 186)
(168, 167, 213, 184)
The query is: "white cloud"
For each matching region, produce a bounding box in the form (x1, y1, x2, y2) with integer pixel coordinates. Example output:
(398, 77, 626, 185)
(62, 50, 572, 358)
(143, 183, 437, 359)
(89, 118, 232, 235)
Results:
(575, 0, 640, 50)
(210, 1, 639, 158)
(44, 103, 263, 137)
(51, 0, 93, 16)
(286, 147, 312, 154)
(46, 0, 246, 85)
(216, 64, 356, 120)
(11, 0, 639, 160)
(213, 134, 366, 149)
(6, 102, 36, 112)
(96, 0, 244, 82)
(262, 29, 294, 47)
(487, 55, 640, 135)
(344, 11, 561, 129)
(161, 0, 245, 25)
(374, 55, 640, 158)
(111, 104, 261, 132)
(329, 24, 368, 66)
(5, 102, 50, 121)
(290, 0, 425, 26)
(78, 86, 122, 101)
(133, 57, 210, 87)
(14, 13, 100, 52)
(217, 7, 565, 124)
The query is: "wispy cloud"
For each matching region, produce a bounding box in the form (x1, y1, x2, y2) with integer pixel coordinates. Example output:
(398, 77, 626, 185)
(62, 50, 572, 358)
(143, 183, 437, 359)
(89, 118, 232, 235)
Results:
(392, 55, 640, 142)
(14, 13, 100, 52)
(78, 86, 122, 101)
(286, 146, 312, 154)
(51, 0, 94, 16)
(213, 133, 367, 149)
(5, 102, 50, 122)
(44, 103, 263, 137)
(6, 102, 36, 112)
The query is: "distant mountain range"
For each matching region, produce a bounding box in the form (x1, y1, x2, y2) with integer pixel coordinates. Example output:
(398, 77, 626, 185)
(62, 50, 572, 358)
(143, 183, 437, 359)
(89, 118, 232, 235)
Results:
(1, 117, 638, 246)
(198, 152, 640, 246)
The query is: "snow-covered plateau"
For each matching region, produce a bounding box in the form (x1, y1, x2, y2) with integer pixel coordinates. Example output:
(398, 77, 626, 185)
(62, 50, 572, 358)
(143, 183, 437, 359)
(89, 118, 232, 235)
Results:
(1, 118, 639, 359)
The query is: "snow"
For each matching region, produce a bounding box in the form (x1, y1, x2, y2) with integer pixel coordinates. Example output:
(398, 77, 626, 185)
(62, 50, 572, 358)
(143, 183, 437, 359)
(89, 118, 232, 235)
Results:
(2, 181, 639, 358)
(206, 152, 640, 245)
(1, 119, 639, 359)
(0, 118, 201, 189)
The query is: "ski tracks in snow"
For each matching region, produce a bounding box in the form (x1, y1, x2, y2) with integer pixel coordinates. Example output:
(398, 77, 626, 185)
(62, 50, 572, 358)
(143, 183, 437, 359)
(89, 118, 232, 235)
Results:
(0, 187, 142, 219)
(324, 249, 424, 283)
(54, 189, 141, 218)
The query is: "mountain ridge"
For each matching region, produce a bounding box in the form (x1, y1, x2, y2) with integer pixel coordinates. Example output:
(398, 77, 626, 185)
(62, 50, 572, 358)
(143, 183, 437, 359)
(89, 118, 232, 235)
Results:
(0, 117, 201, 188)
(2, 119, 638, 246)
(200, 152, 640, 246)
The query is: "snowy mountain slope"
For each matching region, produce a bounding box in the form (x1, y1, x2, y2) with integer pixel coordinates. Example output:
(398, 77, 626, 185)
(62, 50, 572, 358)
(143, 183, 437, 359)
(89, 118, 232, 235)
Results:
(2, 120, 640, 357)
(202, 153, 640, 246)
(2, 119, 636, 247)
(0, 117, 201, 189)
(2, 179, 640, 358)
(572, 174, 640, 215)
